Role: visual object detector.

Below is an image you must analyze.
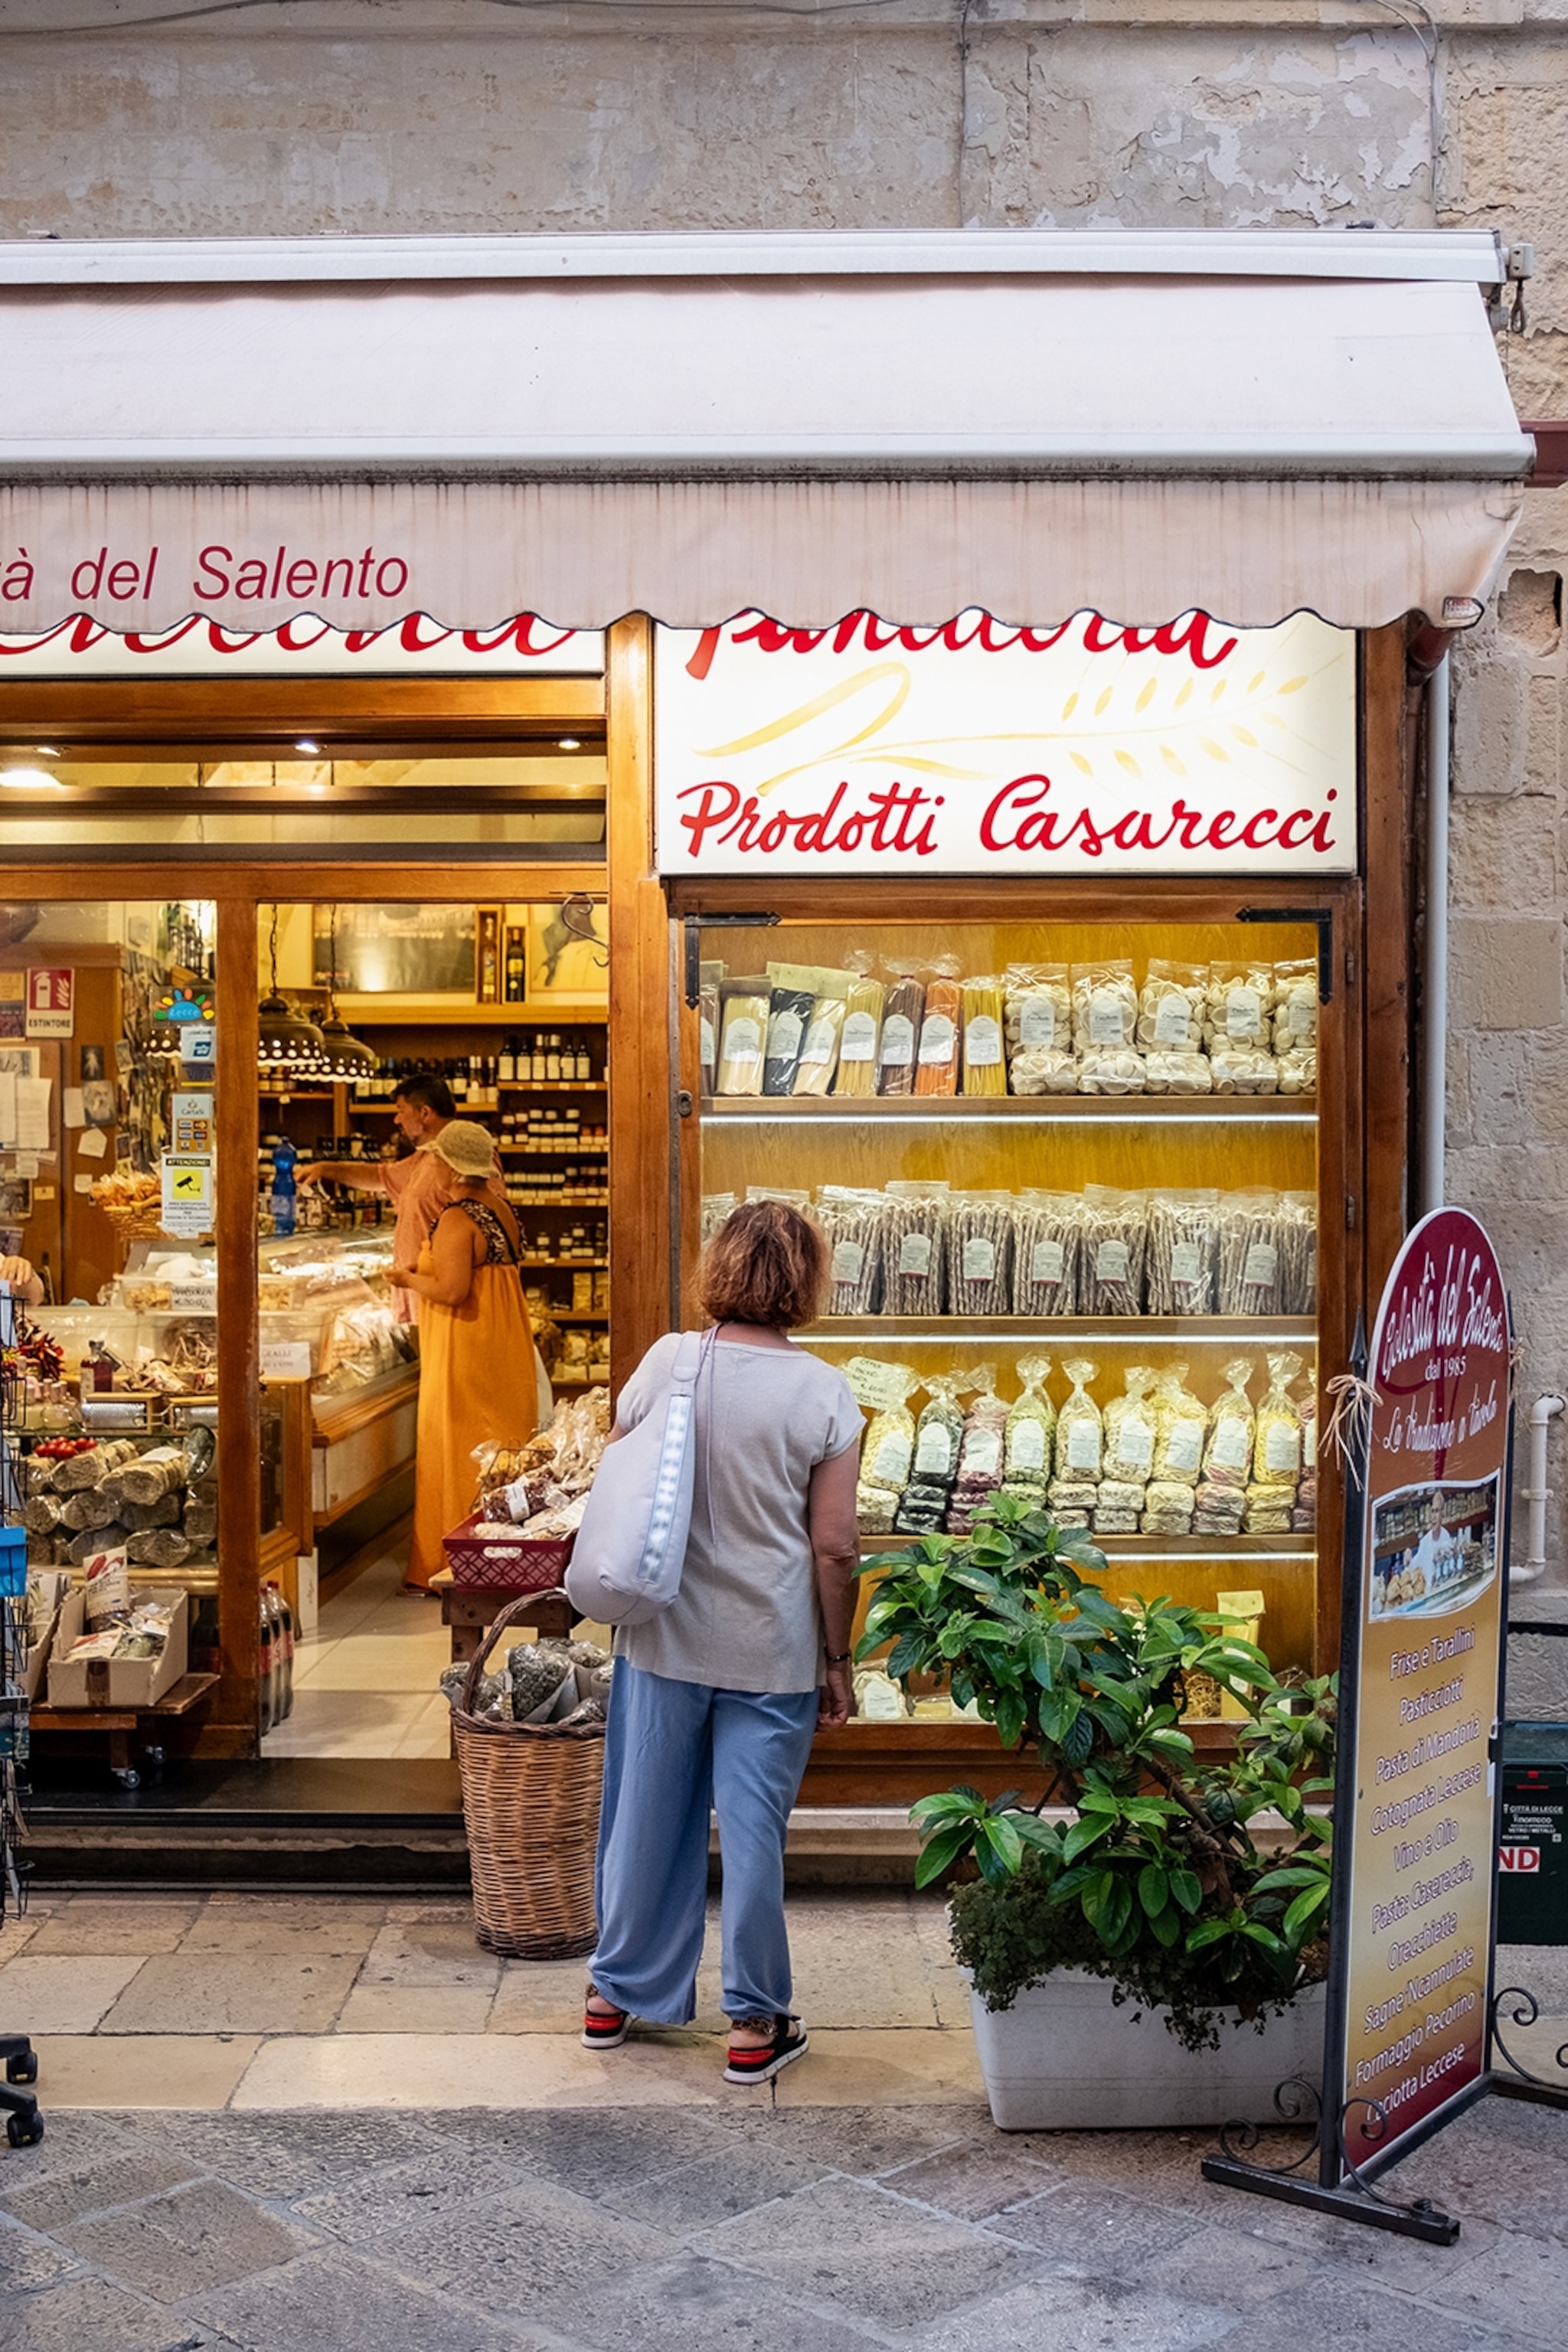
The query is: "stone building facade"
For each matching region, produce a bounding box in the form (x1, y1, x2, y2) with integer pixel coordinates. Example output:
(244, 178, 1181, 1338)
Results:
(0, 0, 1565, 1576)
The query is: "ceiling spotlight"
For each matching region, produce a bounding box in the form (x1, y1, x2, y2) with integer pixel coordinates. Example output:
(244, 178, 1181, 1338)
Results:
(558, 737, 582, 752)
(35, 743, 60, 756)
(295, 737, 322, 755)
(0, 766, 66, 791)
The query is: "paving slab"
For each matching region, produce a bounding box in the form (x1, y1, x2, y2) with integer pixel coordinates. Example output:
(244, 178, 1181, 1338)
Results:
(33, 2034, 261, 2110)
(358, 1920, 503, 1991)
(554, 2251, 885, 2352)
(290, 2150, 519, 2243)
(335, 1983, 498, 2034)
(231, 2029, 733, 2109)
(985, 2177, 1205, 2268)
(372, 2176, 674, 2315)
(427, 2102, 739, 2196)
(599, 2139, 828, 2230)
(56, 2176, 320, 2301)
(0, 1953, 147, 2031)
(0, 2145, 204, 2233)
(0, 2211, 83, 2292)
(733, 2101, 985, 2176)
(119, 2107, 456, 2199)
(4, 2270, 211, 2352)
(100, 1952, 361, 2035)
(176, 1898, 387, 1956)
(877, 2135, 1066, 2221)
(183, 2245, 539, 2352)
(908, 2272, 1236, 2352)
(27, 1903, 204, 1957)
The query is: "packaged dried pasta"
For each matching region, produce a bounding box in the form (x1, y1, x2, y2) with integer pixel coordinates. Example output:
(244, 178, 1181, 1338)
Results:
(1048, 1480, 1096, 1529)
(716, 985, 768, 1094)
(1011, 1047, 1080, 1096)
(949, 1373, 1008, 1528)
(792, 993, 848, 1096)
(961, 977, 1007, 1096)
(1279, 1191, 1317, 1313)
(1210, 1046, 1279, 1096)
(877, 969, 926, 1097)
(1203, 1357, 1256, 1488)
(1143, 1051, 1213, 1096)
(1077, 1047, 1148, 1096)
(762, 986, 815, 1096)
(1055, 1358, 1102, 1483)
(1217, 1191, 1285, 1317)
(1004, 1354, 1055, 1486)
(1142, 1479, 1196, 1537)
(896, 1372, 969, 1532)
(1152, 1364, 1209, 1485)
(698, 962, 724, 1096)
(946, 1193, 1014, 1318)
(835, 965, 886, 1097)
(1276, 1047, 1316, 1096)
(1253, 1349, 1305, 1488)
(1244, 1485, 1295, 1533)
(1003, 963, 1071, 1063)
(1145, 1190, 1220, 1316)
(913, 965, 963, 1096)
(856, 1484, 898, 1536)
(1272, 957, 1318, 1053)
(858, 1363, 922, 1500)
(1136, 959, 1207, 1054)
(817, 1187, 887, 1317)
(1103, 1366, 1158, 1486)
(882, 1181, 951, 1317)
(1072, 959, 1138, 1055)
(700, 1192, 738, 1246)
(1013, 1191, 1080, 1316)
(1093, 1481, 1144, 1536)
(1081, 1186, 1147, 1317)
(1194, 1482, 1246, 1537)
(1204, 959, 1276, 1051)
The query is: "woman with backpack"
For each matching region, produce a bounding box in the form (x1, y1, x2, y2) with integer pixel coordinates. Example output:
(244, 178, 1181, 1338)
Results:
(579, 1198, 863, 2083)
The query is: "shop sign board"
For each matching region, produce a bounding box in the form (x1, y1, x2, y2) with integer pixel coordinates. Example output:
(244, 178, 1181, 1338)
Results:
(171, 1093, 213, 1155)
(0, 612, 603, 675)
(654, 609, 1357, 877)
(1329, 1208, 1511, 2184)
(24, 969, 74, 1038)
(160, 1152, 214, 1239)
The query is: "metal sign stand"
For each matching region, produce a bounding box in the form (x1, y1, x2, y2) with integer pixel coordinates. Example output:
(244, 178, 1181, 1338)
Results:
(1205, 1303, 1566, 2244)
(0, 1282, 42, 2148)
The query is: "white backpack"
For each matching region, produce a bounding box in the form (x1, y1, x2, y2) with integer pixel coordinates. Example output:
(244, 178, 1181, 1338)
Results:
(565, 1330, 712, 1625)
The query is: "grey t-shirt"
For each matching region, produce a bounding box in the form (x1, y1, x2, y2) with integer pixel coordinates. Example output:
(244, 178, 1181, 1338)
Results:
(612, 1332, 864, 1695)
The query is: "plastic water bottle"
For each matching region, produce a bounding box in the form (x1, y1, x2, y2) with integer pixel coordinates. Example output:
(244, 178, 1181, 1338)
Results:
(270, 1136, 298, 1238)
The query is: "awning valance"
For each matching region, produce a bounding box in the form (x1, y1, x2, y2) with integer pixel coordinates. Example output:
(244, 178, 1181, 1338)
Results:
(0, 230, 1530, 633)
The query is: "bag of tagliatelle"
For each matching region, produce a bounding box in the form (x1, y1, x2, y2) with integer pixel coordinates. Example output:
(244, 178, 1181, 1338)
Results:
(1004, 1354, 1055, 1488)
(1054, 1360, 1102, 1484)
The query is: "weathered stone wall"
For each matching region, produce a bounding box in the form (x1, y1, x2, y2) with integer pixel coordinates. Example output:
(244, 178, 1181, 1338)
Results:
(0, 0, 1565, 1573)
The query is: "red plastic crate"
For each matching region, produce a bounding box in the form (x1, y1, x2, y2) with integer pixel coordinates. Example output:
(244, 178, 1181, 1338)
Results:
(441, 1515, 576, 1594)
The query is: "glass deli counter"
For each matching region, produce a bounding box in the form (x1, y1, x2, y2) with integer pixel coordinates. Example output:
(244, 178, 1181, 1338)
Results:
(685, 909, 1340, 1805)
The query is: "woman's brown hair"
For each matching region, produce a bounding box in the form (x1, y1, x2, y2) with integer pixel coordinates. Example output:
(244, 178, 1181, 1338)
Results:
(697, 1198, 828, 1331)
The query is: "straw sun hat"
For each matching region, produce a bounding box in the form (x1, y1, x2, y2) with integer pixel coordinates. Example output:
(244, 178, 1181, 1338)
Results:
(420, 1120, 501, 1179)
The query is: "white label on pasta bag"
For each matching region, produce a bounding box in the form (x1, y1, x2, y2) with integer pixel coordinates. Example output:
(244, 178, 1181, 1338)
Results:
(1095, 1240, 1130, 1283)
(1264, 1421, 1302, 1475)
(1287, 993, 1315, 1038)
(1210, 1419, 1252, 1471)
(871, 1430, 913, 1487)
(767, 1009, 804, 1060)
(897, 1232, 933, 1277)
(1066, 1419, 1102, 1472)
(1087, 991, 1128, 1045)
(879, 1013, 915, 1067)
(1170, 1241, 1203, 1292)
(918, 1014, 956, 1065)
(799, 1016, 838, 1067)
(830, 1241, 865, 1285)
(1008, 1420, 1048, 1472)
(962, 1429, 1003, 1476)
(1030, 1238, 1066, 1286)
(1225, 985, 1263, 1039)
(700, 1016, 715, 1067)
(1165, 1418, 1204, 1475)
(1117, 1419, 1155, 1471)
(965, 1015, 1002, 1067)
(723, 1017, 761, 1061)
(1153, 991, 1194, 1045)
(1243, 1243, 1279, 1289)
(915, 1425, 956, 1476)
(840, 1011, 877, 1063)
(961, 1236, 997, 1282)
(1019, 998, 1057, 1047)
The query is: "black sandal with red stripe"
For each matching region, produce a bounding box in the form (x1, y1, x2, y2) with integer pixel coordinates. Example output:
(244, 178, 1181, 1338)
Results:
(724, 2013, 807, 2084)
(581, 1988, 630, 2050)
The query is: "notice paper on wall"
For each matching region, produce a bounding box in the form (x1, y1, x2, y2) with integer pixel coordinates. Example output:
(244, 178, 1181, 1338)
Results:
(62, 1086, 85, 1129)
(15, 1077, 51, 1150)
(0, 1071, 14, 1145)
(77, 1128, 108, 1160)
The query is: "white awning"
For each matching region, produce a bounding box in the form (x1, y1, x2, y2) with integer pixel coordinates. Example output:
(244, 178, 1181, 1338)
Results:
(0, 230, 1529, 632)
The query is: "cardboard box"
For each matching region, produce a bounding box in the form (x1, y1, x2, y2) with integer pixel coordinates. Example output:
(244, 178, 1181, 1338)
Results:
(46, 1586, 189, 1710)
(20, 1571, 72, 1701)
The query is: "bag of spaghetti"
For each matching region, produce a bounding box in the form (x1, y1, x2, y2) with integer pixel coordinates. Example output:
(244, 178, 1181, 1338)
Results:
(1002, 1354, 1055, 1495)
(1102, 1366, 1158, 1493)
(1202, 1357, 1256, 1490)
(1054, 1358, 1102, 1484)
(1253, 1350, 1305, 1489)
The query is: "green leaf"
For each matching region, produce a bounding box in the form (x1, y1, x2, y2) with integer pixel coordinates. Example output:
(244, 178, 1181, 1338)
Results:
(909, 1788, 985, 1828)
(1250, 1866, 1328, 1895)
(1282, 1881, 1331, 1942)
(1011, 1815, 1063, 1855)
(1137, 1864, 1170, 1917)
(1087, 1873, 1132, 1947)
(1061, 1710, 1095, 1769)
(1184, 1916, 1233, 1952)
(1060, 1814, 1115, 1864)
(1239, 1923, 1288, 1956)
(993, 1688, 1027, 1751)
(1169, 1868, 1203, 1916)
(978, 1814, 1025, 1873)
(912, 1821, 977, 1889)
(884, 1632, 927, 1681)
(1146, 1903, 1181, 1947)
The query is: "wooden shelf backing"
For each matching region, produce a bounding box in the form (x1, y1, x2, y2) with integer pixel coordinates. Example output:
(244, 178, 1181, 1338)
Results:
(543, 1309, 609, 1323)
(702, 1094, 1315, 1122)
(803, 1315, 1316, 1344)
(340, 998, 607, 1027)
(859, 1532, 1314, 1559)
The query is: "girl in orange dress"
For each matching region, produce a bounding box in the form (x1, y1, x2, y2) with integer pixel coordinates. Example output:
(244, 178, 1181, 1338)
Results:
(392, 1121, 537, 1591)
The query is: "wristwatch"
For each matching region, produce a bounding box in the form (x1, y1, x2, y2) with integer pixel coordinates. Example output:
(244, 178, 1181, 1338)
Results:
(825, 1650, 852, 1666)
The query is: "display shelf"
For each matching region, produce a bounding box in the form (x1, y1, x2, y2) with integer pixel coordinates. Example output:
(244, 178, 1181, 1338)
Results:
(858, 1533, 1314, 1560)
(507, 1190, 609, 1205)
(519, 1256, 609, 1269)
(800, 1315, 1316, 1344)
(703, 1095, 1315, 1123)
(543, 1310, 610, 1324)
(500, 1145, 608, 1157)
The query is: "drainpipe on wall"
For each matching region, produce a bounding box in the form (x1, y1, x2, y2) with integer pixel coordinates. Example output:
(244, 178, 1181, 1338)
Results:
(1408, 627, 1455, 1220)
(1515, 1395, 1564, 1586)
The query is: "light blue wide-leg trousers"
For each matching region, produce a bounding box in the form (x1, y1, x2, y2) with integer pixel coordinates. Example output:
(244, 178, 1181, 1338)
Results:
(588, 1660, 819, 2025)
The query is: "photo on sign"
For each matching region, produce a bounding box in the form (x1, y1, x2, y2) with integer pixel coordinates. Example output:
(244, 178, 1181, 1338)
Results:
(0, 1176, 32, 1223)
(79, 1044, 106, 1084)
(1370, 1473, 1500, 1622)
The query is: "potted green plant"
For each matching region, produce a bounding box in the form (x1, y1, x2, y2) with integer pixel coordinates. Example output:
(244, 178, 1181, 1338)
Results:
(860, 1494, 1335, 2128)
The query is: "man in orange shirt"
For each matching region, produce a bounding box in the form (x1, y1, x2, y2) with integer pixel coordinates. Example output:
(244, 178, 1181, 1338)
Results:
(299, 1075, 506, 1325)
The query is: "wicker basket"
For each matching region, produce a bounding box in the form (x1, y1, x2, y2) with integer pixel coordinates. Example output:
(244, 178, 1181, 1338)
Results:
(451, 1589, 606, 1960)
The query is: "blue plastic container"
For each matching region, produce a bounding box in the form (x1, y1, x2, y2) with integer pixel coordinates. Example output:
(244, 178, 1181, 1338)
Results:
(0, 1524, 24, 1599)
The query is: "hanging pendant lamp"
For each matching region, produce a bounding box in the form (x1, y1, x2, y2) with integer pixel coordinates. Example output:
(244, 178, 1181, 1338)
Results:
(256, 903, 327, 1072)
(312, 903, 377, 1079)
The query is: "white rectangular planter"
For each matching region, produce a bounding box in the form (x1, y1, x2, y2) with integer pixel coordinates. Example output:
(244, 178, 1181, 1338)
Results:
(968, 1968, 1325, 2131)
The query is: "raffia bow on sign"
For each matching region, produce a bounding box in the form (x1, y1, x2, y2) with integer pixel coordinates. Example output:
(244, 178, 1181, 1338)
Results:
(1323, 1372, 1381, 1471)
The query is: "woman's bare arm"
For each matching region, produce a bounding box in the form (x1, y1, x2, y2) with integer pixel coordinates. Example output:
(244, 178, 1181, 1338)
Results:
(393, 1208, 478, 1308)
(808, 1439, 862, 1726)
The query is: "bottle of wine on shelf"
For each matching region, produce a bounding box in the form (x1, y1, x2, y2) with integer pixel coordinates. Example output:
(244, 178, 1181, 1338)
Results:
(505, 927, 527, 1003)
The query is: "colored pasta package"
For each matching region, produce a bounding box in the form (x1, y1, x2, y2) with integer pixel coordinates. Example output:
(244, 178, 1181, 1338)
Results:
(762, 985, 815, 1096)
(1013, 1191, 1081, 1316)
(877, 968, 926, 1096)
(1077, 1047, 1148, 1096)
(893, 1480, 952, 1534)
(792, 992, 848, 1096)
(913, 963, 964, 1095)
(1136, 959, 1207, 1054)
(1272, 957, 1318, 1052)
(906, 1371, 969, 1494)
(1193, 1486, 1246, 1537)
(835, 962, 886, 1097)
(1003, 962, 1071, 1062)
(1279, 1191, 1318, 1312)
(1004, 1354, 1055, 1485)
(1244, 1485, 1295, 1534)
(816, 1186, 887, 1317)
(1072, 959, 1138, 1055)
(1145, 1189, 1220, 1315)
(1102, 1365, 1158, 1488)
(1210, 1046, 1280, 1096)
(1252, 1349, 1305, 1489)
(947, 1371, 1008, 1530)
(946, 1192, 1014, 1318)
(1047, 1480, 1096, 1529)
(1204, 959, 1277, 1052)
(1152, 1363, 1210, 1484)
(1143, 1050, 1213, 1096)
(1081, 1185, 1147, 1317)
(1055, 1358, 1103, 1483)
(716, 985, 769, 1095)
(961, 977, 1007, 1096)
(1203, 1357, 1256, 1488)
(1217, 1189, 1285, 1316)
(1010, 1046, 1080, 1096)
(882, 1181, 951, 1316)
